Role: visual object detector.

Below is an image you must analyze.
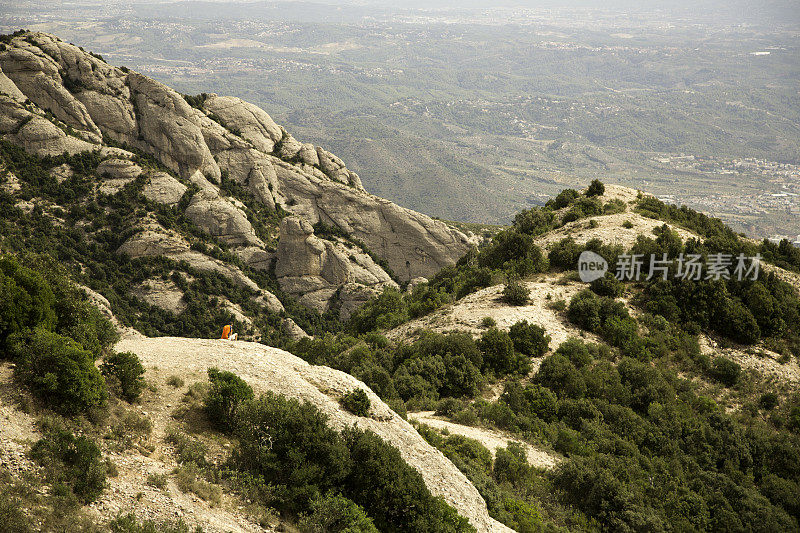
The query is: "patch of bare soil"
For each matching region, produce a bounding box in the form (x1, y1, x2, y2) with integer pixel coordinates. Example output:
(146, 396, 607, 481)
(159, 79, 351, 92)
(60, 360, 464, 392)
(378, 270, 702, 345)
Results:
(389, 274, 599, 357)
(409, 411, 561, 470)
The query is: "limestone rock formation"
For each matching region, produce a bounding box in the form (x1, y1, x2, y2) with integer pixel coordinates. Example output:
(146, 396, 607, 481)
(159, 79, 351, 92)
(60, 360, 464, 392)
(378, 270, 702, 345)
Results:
(0, 30, 474, 323)
(142, 172, 187, 206)
(184, 189, 263, 247)
(274, 217, 397, 318)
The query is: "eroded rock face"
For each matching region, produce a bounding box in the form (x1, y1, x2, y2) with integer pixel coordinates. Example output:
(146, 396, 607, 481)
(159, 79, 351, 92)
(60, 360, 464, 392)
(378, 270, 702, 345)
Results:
(202, 95, 282, 153)
(0, 31, 475, 320)
(117, 221, 283, 315)
(275, 217, 397, 317)
(142, 172, 188, 206)
(184, 189, 263, 247)
(273, 162, 474, 280)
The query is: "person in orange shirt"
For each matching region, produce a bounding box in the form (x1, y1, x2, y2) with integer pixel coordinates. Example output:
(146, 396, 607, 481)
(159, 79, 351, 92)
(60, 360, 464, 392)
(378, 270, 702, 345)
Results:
(221, 324, 231, 340)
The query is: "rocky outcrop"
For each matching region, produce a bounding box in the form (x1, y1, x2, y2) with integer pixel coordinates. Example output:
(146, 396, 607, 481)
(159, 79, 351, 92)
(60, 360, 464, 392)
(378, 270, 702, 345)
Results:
(0, 31, 474, 320)
(117, 221, 283, 315)
(184, 189, 263, 247)
(115, 336, 513, 533)
(274, 217, 397, 318)
(202, 94, 282, 153)
(142, 172, 187, 206)
(272, 161, 474, 280)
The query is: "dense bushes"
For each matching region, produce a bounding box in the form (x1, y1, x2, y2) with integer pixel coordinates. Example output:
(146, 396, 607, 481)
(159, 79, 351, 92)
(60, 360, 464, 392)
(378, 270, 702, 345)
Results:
(11, 328, 106, 415)
(508, 320, 550, 357)
(101, 351, 145, 402)
(299, 492, 379, 533)
(0, 254, 55, 351)
(204, 367, 254, 432)
(231, 391, 475, 532)
(348, 287, 408, 335)
(30, 421, 107, 503)
(292, 326, 535, 411)
(436, 331, 800, 531)
(479, 328, 530, 377)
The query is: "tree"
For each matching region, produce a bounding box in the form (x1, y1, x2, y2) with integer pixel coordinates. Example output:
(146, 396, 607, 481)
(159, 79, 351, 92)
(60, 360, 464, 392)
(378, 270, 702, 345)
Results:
(101, 351, 145, 402)
(508, 320, 550, 357)
(0, 255, 56, 352)
(299, 493, 379, 533)
(11, 328, 106, 415)
(586, 179, 605, 197)
(480, 328, 528, 376)
(341, 389, 371, 417)
(502, 280, 530, 306)
(709, 357, 741, 387)
(205, 367, 254, 432)
(536, 354, 586, 399)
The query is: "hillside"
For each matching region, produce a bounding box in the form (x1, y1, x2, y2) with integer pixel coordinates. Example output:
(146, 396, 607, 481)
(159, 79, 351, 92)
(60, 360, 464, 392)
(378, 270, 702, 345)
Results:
(2, 30, 800, 533)
(0, 30, 474, 345)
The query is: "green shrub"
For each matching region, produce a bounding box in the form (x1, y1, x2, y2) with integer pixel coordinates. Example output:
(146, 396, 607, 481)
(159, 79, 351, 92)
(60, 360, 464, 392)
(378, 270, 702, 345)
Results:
(205, 367, 254, 432)
(508, 321, 550, 357)
(109, 513, 197, 533)
(502, 280, 530, 306)
(11, 328, 106, 415)
(513, 207, 555, 236)
(30, 424, 107, 503)
(555, 338, 593, 369)
(341, 389, 371, 417)
(590, 273, 622, 297)
(342, 427, 475, 532)
(548, 189, 580, 209)
(232, 392, 473, 531)
(479, 328, 529, 376)
(175, 463, 221, 505)
(586, 179, 605, 197)
(166, 375, 184, 388)
(493, 442, 530, 486)
(548, 237, 582, 270)
(165, 429, 208, 465)
(481, 316, 497, 328)
(233, 392, 351, 511)
(0, 490, 30, 533)
(535, 354, 585, 399)
(299, 492, 379, 533)
(760, 392, 779, 410)
(709, 357, 741, 387)
(348, 287, 409, 334)
(0, 254, 56, 352)
(622, 220, 634, 229)
(501, 381, 558, 422)
(146, 473, 168, 489)
(101, 351, 145, 402)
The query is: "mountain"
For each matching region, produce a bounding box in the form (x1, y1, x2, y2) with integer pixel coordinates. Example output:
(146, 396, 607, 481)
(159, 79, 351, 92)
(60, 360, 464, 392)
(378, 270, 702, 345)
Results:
(0, 30, 474, 342)
(2, 30, 800, 533)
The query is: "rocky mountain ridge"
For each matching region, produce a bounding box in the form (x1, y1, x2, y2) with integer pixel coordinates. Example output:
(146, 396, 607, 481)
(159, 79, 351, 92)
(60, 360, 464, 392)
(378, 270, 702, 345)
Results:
(0, 30, 474, 333)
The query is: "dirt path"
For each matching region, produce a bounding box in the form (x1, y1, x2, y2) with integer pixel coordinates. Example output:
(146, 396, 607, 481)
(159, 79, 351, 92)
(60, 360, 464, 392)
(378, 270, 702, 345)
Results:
(409, 411, 560, 470)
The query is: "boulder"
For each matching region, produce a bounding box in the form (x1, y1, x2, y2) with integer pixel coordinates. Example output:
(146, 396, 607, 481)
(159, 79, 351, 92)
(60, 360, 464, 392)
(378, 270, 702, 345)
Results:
(202, 94, 282, 153)
(184, 189, 263, 247)
(142, 172, 188, 206)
